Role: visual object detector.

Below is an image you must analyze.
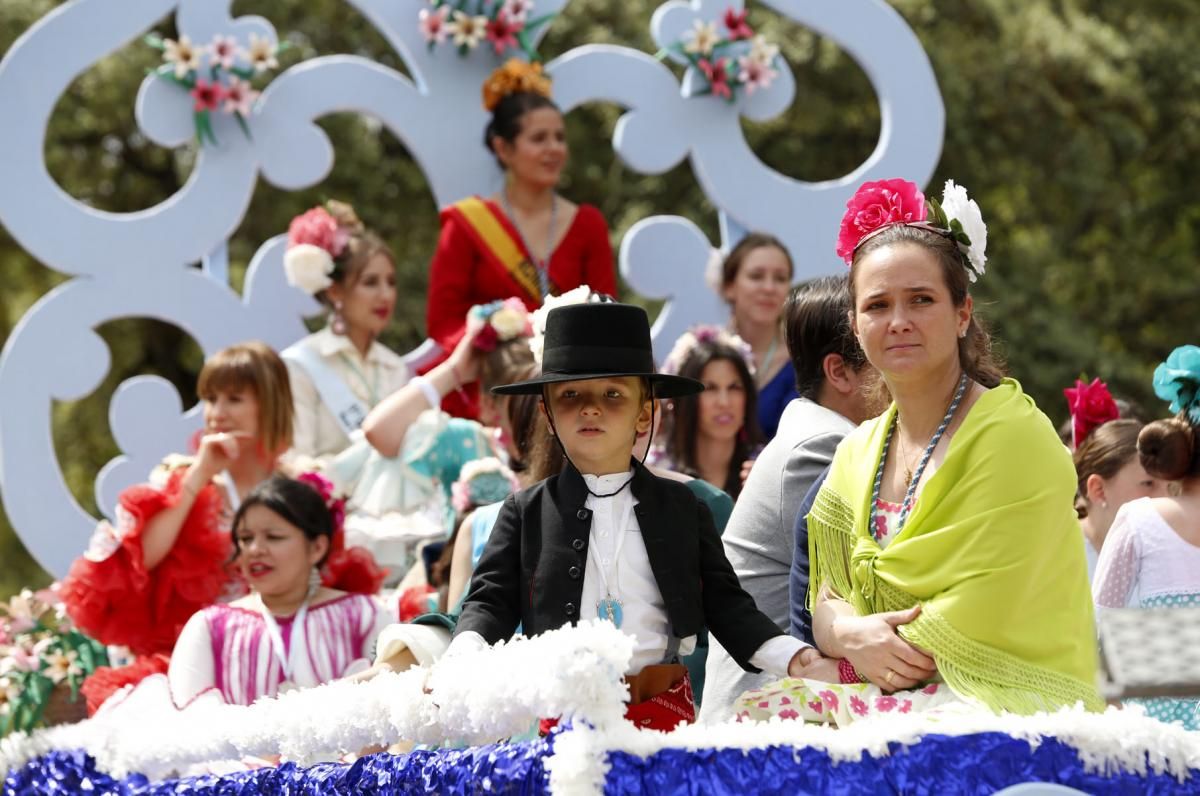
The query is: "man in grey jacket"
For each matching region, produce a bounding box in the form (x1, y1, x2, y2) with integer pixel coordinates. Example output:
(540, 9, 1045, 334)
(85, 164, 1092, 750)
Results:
(700, 275, 874, 720)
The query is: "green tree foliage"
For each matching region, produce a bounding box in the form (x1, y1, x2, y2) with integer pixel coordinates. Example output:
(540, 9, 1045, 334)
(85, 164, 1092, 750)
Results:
(1, 0, 1196, 596)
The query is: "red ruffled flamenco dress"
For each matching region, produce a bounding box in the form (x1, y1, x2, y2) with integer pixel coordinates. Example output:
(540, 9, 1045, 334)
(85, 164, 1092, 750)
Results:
(61, 467, 387, 713)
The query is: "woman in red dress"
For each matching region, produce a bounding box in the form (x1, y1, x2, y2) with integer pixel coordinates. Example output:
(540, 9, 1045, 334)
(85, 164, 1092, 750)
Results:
(426, 60, 616, 417)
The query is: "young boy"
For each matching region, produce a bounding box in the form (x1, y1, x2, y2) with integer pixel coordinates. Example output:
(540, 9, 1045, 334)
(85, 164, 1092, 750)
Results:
(447, 302, 826, 730)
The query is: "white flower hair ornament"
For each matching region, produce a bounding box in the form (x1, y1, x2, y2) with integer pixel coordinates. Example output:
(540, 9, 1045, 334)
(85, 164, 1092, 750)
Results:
(528, 285, 603, 366)
(836, 178, 989, 283)
(703, 247, 725, 294)
(930, 180, 988, 282)
(661, 325, 755, 377)
(283, 205, 352, 296)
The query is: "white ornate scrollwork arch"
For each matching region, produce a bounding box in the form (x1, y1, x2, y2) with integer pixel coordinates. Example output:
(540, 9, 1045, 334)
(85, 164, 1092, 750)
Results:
(0, 0, 942, 576)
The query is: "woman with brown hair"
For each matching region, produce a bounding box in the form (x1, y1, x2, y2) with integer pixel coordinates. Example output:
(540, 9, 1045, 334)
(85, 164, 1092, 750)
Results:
(652, 326, 762, 500)
(281, 200, 407, 463)
(712, 233, 795, 439)
(1072, 418, 1168, 579)
(1093, 344, 1200, 729)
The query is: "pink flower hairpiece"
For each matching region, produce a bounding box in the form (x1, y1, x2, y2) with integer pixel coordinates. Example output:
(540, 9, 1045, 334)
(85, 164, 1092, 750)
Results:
(662, 324, 755, 377)
(296, 471, 347, 536)
(1064, 377, 1120, 450)
(836, 178, 989, 282)
(283, 207, 352, 296)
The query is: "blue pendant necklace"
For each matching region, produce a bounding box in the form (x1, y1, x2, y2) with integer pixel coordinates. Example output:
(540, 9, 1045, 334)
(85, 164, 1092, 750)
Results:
(589, 491, 635, 628)
(870, 373, 970, 536)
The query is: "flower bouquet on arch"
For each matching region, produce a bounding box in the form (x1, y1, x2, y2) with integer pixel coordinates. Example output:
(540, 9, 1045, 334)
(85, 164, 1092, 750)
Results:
(419, 0, 556, 60)
(0, 584, 109, 736)
(657, 7, 784, 102)
(144, 31, 293, 146)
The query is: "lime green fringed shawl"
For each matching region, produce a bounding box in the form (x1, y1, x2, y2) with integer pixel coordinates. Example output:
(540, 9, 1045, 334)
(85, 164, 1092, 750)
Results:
(806, 378, 1103, 713)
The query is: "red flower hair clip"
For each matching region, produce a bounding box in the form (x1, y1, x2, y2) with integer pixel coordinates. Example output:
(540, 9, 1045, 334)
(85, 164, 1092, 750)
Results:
(1064, 377, 1120, 450)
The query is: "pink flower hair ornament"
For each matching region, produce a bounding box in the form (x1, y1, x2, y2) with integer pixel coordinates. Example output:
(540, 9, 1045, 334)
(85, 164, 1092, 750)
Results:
(295, 471, 388, 594)
(1064, 377, 1120, 450)
(662, 324, 755, 377)
(283, 205, 354, 296)
(837, 178, 989, 282)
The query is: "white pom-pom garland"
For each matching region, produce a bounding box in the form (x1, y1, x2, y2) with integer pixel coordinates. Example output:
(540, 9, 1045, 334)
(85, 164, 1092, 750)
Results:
(4, 623, 1200, 795)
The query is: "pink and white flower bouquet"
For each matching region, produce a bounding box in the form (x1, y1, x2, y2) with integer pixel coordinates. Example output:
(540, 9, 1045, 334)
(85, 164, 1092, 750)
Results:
(146, 31, 292, 146)
(659, 7, 783, 102)
(0, 585, 108, 736)
(420, 0, 556, 59)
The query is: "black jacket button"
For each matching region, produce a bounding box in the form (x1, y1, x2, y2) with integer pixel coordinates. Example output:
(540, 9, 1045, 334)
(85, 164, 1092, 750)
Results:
(577, 508, 591, 520)
(564, 602, 577, 617)
(568, 566, 582, 579)
(572, 538, 585, 551)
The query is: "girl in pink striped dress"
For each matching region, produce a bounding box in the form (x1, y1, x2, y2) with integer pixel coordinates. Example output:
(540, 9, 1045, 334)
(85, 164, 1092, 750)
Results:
(167, 475, 391, 706)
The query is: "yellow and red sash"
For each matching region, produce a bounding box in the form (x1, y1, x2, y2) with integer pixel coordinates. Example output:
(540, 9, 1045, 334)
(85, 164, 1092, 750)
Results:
(446, 196, 557, 304)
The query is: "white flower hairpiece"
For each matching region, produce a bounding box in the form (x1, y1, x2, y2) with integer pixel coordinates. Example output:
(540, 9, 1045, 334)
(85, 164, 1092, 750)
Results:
(529, 285, 599, 366)
(661, 325, 755, 377)
(934, 179, 988, 282)
(283, 244, 336, 295)
(703, 247, 725, 294)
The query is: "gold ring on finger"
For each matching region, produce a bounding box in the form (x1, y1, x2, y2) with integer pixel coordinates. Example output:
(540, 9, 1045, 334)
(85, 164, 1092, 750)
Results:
(884, 669, 895, 686)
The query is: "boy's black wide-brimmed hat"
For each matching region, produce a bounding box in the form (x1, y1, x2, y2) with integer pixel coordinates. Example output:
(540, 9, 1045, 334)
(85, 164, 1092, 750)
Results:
(491, 303, 704, 398)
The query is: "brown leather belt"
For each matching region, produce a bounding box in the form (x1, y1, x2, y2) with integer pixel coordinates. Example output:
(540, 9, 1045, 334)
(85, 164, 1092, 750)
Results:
(624, 663, 688, 705)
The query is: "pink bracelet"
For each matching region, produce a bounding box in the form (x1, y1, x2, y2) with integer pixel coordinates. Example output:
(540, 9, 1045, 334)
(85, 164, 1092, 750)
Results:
(837, 658, 866, 684)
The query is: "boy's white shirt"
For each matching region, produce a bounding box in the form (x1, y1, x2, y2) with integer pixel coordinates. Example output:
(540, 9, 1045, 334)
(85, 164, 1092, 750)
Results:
(446, 470, 807, 677)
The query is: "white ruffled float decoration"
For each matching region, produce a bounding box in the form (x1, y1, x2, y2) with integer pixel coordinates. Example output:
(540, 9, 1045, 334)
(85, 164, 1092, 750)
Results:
(4, 622, 1200, 794)
(0, 621, 634, 780)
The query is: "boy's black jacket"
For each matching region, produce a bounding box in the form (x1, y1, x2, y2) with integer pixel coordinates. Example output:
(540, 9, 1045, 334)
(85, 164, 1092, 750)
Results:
(455, 461, 784, 672)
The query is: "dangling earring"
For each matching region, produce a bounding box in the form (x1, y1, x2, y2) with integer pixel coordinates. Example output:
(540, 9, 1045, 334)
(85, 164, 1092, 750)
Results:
(332, 300, 346, 335)
(308, 565, 322, 594)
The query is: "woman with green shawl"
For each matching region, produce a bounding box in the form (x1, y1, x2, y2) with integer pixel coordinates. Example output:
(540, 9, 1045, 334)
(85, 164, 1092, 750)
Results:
(736, 179, 1102, 724)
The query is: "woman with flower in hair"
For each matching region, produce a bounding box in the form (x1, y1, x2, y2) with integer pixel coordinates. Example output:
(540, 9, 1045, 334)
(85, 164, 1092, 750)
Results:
(1066, 378, 1167, 580)
(281, 201, 408, 464)
(652, 325, 762, 500)
(737, 179, 1102, 725)
(711, 233, 795, 439)
(166, 474, 391, 707)
(60, 343, 386, 712)
(1093, 344, 1200, 729)
(425, 59, 616, 419)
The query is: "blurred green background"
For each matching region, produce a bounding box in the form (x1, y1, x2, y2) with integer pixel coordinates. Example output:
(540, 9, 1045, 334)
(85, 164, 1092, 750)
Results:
(1, 0, 1197, 597)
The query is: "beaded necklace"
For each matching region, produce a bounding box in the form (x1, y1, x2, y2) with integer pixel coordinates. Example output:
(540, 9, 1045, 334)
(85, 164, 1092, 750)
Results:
(870, 373, 969, 535)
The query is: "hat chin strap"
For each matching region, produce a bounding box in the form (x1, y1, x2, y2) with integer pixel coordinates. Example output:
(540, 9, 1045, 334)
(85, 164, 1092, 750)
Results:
(540, 388, 655, 500)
